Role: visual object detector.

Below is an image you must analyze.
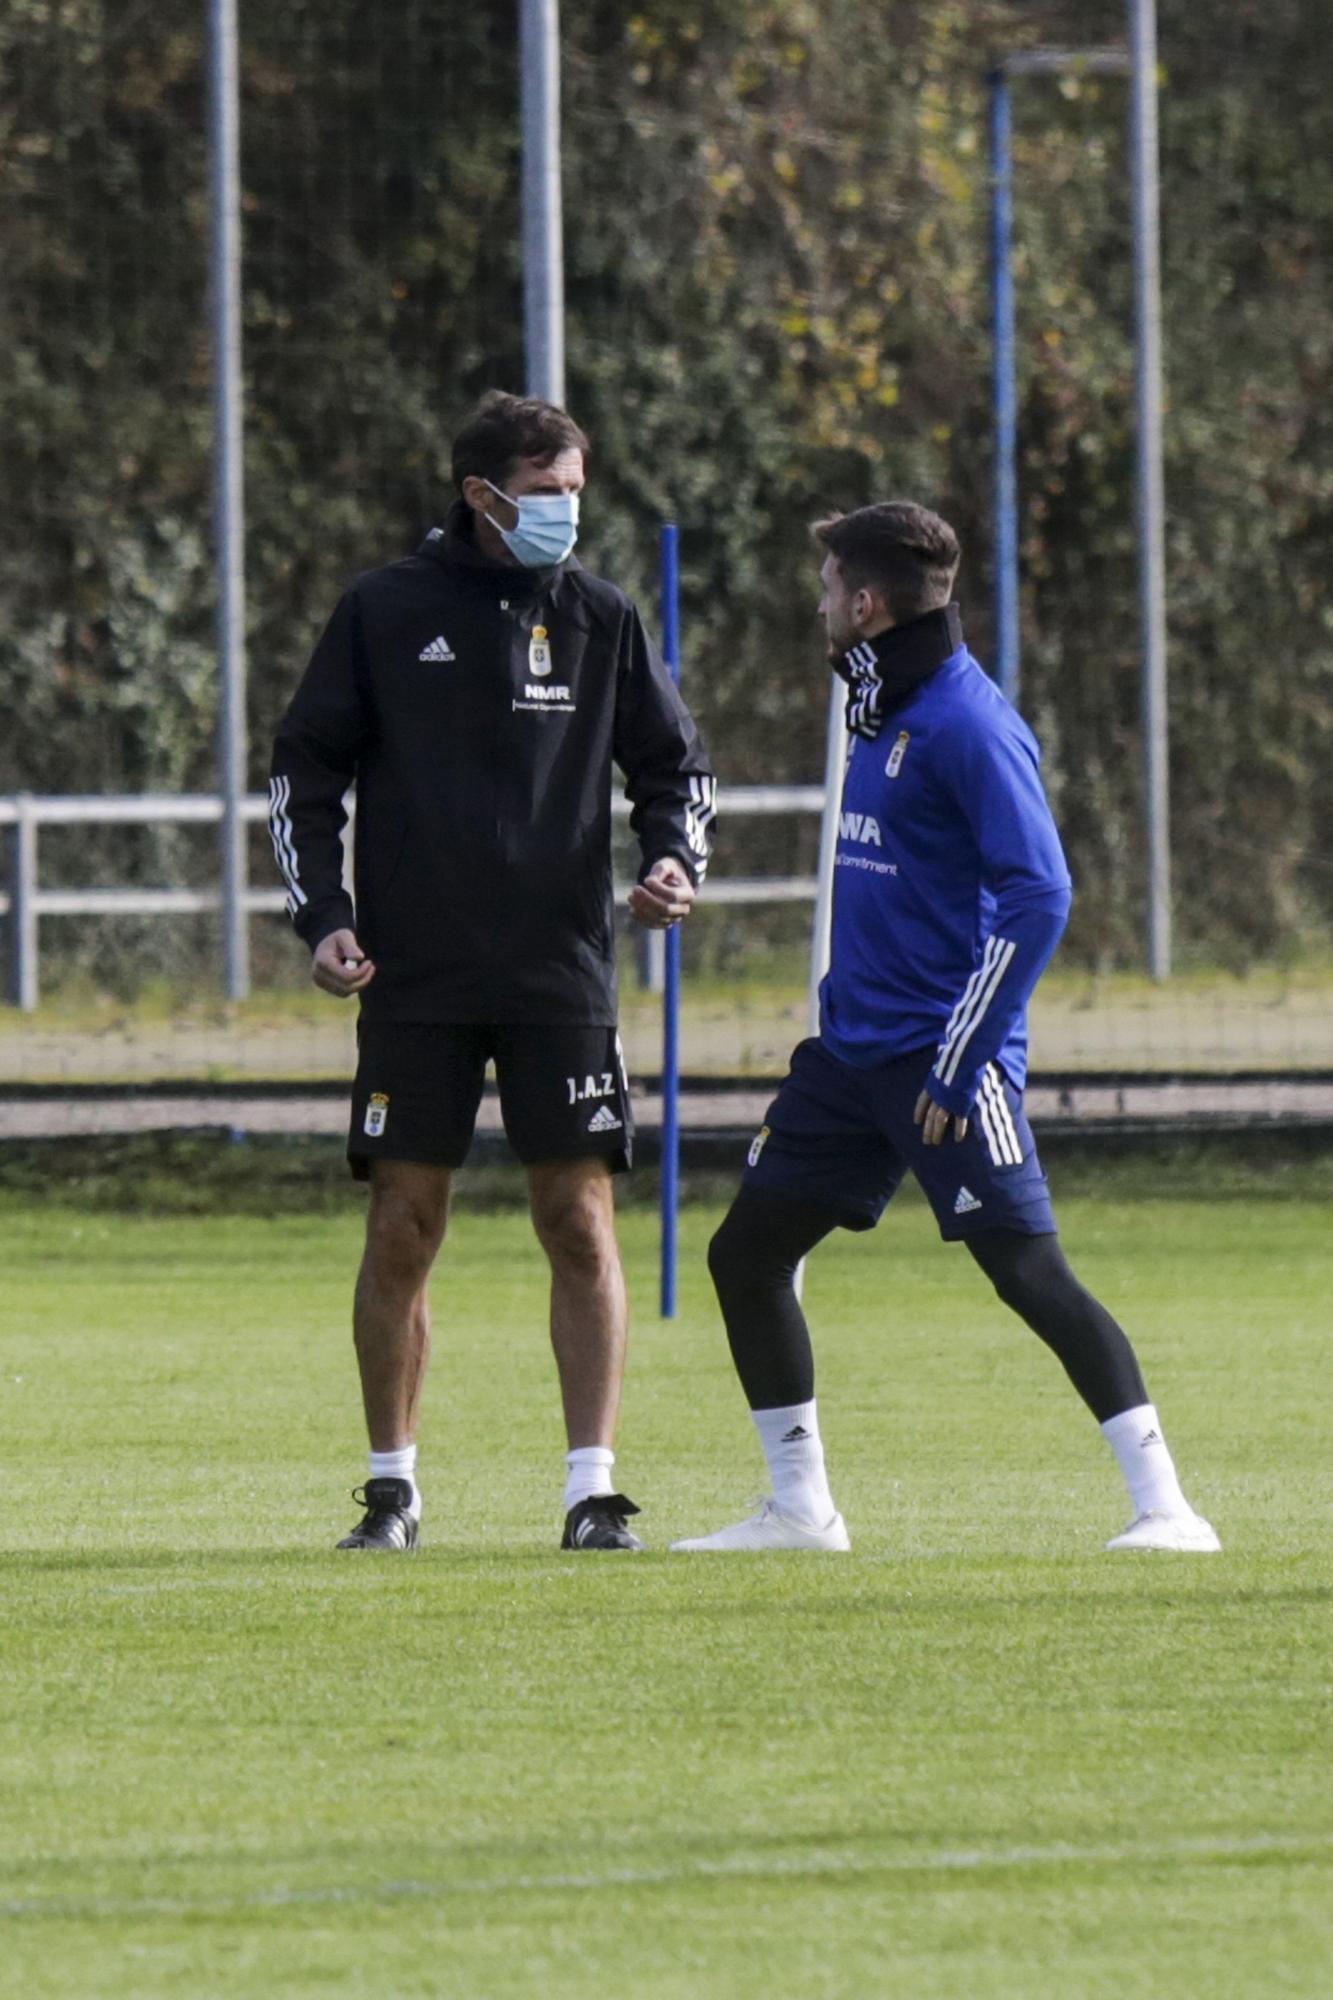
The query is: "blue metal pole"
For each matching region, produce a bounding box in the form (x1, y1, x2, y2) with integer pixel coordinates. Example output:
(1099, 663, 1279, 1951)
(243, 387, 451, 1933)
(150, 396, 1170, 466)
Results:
(659, 522, 681, 1319)
(990, 70, 1021, 707)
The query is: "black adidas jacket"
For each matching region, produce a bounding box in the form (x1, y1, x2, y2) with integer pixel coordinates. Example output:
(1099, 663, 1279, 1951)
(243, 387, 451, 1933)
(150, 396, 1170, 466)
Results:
(269, 503, 716, 1024)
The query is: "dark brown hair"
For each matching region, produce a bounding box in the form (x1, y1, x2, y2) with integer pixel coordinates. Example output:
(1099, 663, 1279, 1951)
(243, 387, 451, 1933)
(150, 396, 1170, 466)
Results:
(812, 501, 960, 623)
(450, 390, 589, 492)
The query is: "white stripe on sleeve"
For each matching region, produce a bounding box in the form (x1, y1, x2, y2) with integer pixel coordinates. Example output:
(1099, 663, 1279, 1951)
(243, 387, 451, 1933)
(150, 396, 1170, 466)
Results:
(683, 773, 717, 879)
(939, 937, 998, 1054)
(938, 936, 1016, 1085)
(268, 775, 308, 913)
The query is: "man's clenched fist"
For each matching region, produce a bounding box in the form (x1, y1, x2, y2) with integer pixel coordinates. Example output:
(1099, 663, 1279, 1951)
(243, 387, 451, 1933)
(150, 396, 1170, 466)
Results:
(312, 928, 377, 997)
(628, 857, 696, 931)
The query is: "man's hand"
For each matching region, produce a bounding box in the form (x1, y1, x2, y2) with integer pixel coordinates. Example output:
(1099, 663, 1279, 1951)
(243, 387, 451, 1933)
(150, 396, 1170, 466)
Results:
(628, 857, 696, 930)
(914, 1087, 968, 1146)
(312, 928, 376, 997)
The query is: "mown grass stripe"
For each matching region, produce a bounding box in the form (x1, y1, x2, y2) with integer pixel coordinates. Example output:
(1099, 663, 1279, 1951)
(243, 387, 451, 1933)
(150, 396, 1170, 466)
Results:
(5, 1829, 1330, 1921)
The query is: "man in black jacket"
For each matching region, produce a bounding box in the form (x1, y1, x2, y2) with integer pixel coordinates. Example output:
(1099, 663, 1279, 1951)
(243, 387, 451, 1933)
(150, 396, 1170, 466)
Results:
(269, 390, 715, 1552)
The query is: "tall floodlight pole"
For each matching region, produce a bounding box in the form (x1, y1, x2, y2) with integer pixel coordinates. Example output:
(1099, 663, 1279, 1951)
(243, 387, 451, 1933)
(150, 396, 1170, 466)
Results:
(520, 0, 566, 405)
(206, 0, 249, 999)
(1129, 0, 1172, 978)
(989, 45, 1172, 978)
(989, 71, 1020, 706)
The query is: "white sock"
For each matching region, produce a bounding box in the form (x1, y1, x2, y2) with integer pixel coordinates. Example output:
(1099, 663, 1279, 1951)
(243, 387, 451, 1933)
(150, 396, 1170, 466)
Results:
(1100, 1404, 1190, 1518)
(564, 1446, 616, 1511)
(752, 1400, 837, 1529)
(369, 1445, 421, 1521)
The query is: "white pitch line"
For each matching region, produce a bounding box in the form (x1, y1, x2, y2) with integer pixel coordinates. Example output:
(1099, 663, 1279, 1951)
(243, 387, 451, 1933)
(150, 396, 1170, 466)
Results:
(3, 1830, 1329, 1922)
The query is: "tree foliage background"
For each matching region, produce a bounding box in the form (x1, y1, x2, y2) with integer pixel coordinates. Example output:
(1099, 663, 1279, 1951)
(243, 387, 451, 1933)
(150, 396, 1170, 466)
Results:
(1, 0, 1330, 976)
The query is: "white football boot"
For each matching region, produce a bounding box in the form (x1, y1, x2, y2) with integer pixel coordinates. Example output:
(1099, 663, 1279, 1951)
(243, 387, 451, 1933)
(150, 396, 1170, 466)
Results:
(1105, 1508, 1221, 1553)
(670, 1497, 851, 1552)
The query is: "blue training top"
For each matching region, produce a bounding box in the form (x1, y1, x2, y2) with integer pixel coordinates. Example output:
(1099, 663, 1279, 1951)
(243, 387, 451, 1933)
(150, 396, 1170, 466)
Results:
(819, 612, 1072, 1117)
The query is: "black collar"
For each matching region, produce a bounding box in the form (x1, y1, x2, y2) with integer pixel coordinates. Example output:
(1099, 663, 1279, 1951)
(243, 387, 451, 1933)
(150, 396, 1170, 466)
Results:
(834, 603, 964, 739)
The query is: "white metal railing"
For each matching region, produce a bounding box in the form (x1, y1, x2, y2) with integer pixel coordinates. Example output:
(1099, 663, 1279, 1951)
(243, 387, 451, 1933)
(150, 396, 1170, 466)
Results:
(0, 787, 825, 1010)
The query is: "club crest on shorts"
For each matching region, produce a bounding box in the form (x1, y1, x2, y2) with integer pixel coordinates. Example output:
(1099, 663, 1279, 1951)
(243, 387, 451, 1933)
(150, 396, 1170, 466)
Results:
(747, 1124, 770, 1168)
(363, 1092, 390, 1138)
(886, 730, 910, 778)
(528, 624, 552, 676)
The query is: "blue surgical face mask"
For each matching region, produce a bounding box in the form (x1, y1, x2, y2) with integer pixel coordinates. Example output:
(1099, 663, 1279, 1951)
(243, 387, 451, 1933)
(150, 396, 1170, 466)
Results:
(484, 480, 580, 566)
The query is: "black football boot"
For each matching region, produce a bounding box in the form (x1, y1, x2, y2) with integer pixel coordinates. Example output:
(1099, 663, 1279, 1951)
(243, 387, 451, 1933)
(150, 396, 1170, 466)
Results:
(336, 1477, 419, 1551)
(561, 1492, 645, 1551)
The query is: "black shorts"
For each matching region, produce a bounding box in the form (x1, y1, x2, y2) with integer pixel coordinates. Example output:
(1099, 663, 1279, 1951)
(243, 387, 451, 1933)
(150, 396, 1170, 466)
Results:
(744, 1037, 1056, 1241)
(348, 1023, 633, 1178)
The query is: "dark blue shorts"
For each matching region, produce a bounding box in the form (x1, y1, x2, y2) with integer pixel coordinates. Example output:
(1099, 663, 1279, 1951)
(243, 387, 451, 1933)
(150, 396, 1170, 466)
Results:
(743, 1038, 1056, 1240)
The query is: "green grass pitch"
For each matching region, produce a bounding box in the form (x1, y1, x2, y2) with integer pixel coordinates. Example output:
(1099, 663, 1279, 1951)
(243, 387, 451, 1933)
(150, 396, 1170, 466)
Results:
(1, 1180, 1330, 1997)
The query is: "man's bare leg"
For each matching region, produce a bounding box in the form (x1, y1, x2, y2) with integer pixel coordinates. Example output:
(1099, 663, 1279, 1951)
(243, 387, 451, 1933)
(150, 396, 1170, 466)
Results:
(338, 1161, 451, 1549)
(353, 1159, 451, 1447)
(527, 1157, 640, 1548)
(526, 1156, 626, 1447)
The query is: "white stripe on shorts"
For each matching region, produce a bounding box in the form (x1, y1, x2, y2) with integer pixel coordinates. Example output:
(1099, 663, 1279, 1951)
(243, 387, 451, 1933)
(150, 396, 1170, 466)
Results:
(981, 1063, 1022, 1165)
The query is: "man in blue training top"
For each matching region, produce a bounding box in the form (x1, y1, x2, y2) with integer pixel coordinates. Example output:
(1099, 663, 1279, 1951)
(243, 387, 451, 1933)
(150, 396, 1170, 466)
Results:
(672, 501, 1218, 1556)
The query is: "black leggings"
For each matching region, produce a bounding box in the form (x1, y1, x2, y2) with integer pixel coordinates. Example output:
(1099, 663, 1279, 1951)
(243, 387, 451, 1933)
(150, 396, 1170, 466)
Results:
(707, 1188, 1147, 1424)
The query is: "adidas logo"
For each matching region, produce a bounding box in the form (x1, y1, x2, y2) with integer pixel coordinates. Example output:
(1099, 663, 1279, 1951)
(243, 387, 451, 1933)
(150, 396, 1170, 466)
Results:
(1140, 1428, 1161, 1448)
(418, 634, 455, 662)
(780, 1425, 811, 1443)
(953, 1185, 982, 1214)
(587, 1105, 622, 1133)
